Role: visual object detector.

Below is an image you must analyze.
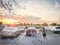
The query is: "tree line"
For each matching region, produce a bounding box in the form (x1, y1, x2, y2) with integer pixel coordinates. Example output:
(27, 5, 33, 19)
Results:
(19, 22, 60, 26)
(42, 23, 60, 26)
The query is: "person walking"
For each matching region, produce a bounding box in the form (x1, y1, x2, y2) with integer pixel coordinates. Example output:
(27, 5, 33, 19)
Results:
(42, 27, 48, 42)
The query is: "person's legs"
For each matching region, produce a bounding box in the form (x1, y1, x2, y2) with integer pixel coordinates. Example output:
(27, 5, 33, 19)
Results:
(44, 37, 46, 42)
(43, 37, 46, 41)
(44, 37, 48, 42)
(45, 37, 48, 41)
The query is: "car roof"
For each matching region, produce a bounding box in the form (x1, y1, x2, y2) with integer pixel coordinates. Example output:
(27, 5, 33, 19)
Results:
(27, 27, 36, 30)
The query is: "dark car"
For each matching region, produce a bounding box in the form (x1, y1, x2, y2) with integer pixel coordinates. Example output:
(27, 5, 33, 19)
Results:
(26, 29, 37, 36)
(0, 22, 4, 31)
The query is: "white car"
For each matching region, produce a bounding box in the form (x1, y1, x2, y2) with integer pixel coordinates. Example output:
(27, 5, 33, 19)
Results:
(51, 26, 60, 33)
(18, 26, 27, 33)
(1, 27, 21, 38)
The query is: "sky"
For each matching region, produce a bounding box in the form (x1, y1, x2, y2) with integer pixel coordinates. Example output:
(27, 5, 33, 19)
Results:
(0, 0, 60, 24)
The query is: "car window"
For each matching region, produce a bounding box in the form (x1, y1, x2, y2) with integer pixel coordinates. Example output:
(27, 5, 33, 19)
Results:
(4, 27, 18, 31)
(56, 27, 60, 29)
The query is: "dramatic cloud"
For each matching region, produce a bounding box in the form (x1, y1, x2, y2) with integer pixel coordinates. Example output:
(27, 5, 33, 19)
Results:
(0, 0, 60, 24)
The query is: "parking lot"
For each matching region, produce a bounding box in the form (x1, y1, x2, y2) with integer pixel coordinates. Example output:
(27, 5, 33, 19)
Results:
(0, 30, 60, 45)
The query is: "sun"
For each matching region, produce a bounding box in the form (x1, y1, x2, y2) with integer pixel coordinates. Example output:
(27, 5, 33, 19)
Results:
(2, 18, 19, 25)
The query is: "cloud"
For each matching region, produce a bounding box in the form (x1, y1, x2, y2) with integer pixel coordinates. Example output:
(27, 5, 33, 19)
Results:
(54, 0, 60, 9)
(0, 0, 60, 24)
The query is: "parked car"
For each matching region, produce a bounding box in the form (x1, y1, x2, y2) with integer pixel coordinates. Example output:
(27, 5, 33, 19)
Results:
(51, 26, 60, 34)
(1, 27, 20, 38)
(45, 26, 51, 31)
(26, 27, 38, 36)
(35, 26, 41, 29)
(26, 29, 37, 36)
(18, 26, 28, 33)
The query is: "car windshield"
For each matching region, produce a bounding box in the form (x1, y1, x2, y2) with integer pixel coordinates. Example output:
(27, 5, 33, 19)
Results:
(56, 27, 60, 29)
(6, 28, 14, 30)
(4, 27, 17, 31)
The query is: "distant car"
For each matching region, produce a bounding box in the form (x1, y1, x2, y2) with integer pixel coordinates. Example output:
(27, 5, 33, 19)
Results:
(18, 26, 28, 33)
(1, 27, 20, 38)
(45, 26, 51, 31)
(35, 26, 41, 29)
(51, 26, 60, 34)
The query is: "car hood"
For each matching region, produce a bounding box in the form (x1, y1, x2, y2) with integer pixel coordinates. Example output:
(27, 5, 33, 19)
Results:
(2, 29, 18, 33)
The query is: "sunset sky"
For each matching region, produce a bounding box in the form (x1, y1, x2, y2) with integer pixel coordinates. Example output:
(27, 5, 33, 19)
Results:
(0, 0, 60, 24)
